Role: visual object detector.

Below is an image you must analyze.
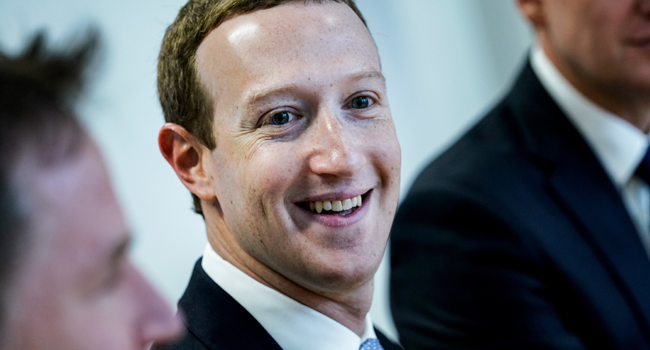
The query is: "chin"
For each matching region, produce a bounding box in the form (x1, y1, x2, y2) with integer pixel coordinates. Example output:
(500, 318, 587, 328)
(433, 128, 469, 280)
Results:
(302, 253, 380, 293)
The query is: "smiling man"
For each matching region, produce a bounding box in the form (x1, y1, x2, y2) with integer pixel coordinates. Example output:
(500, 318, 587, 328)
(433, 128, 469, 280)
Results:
(154, 1, 401, 350)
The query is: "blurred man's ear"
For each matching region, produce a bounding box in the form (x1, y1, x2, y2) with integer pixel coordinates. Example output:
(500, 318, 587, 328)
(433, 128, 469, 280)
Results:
(159, 123, 216, 202)
(515, 0, 546, 29)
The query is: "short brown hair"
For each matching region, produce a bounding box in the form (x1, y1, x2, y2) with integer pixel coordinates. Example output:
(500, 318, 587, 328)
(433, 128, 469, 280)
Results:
(157, 0, 367, 216)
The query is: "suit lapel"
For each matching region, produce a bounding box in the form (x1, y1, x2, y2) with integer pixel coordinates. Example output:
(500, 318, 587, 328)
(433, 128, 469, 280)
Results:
(547, 145, 650, 341)
(178, 260, 283, 350)
(508, 63, 650, 337)
(179, 260, 406, 350)
(375, 328, 403, 350)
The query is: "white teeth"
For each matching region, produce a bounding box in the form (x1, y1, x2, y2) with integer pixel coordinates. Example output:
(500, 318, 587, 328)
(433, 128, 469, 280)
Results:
(307, 195, 363, 213)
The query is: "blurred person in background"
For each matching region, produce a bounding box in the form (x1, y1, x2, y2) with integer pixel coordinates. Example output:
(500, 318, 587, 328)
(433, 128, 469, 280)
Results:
(0, 31, 182, 349)
(391, 0, 650, 349)
(153, 0, 402, 349)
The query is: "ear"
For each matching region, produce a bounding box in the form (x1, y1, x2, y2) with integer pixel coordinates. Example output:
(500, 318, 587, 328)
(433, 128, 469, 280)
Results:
(158, 123, 216, 202)
(515, 0, 546, 29)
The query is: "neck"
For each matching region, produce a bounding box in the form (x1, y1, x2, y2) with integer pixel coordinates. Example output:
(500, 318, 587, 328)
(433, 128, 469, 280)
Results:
(540, 35, 650, 133)
(204, 211, 372, 336)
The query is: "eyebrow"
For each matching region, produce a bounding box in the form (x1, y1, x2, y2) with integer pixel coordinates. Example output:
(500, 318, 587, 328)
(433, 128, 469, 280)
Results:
(245, 84, 301, 107)
(349, 69, 386, 83)
(243, 69, 386, 106)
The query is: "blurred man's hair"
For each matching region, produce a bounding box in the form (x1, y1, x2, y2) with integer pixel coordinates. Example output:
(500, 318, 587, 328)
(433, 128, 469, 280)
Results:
(0, 30, 98, 336)
(158, 0, 366, 216)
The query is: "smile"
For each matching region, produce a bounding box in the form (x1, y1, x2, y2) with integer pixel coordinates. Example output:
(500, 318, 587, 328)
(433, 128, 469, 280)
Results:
(297, 190, 371, 218)
(308, 195, 363, 214)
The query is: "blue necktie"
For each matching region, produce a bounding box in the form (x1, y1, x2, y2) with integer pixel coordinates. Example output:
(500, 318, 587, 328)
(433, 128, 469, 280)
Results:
(359, 338, 384, 350)
(636, 147, 650, 185)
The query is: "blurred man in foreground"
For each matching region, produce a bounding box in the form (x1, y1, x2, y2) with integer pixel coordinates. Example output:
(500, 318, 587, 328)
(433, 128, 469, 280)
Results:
(391, 0, 650, 349)
(154, 0, 402, 349)
(0, 32, 182, 349)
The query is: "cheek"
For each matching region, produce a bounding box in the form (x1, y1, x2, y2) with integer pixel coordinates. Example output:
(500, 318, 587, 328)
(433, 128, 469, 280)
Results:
(550, 2, 625, 62)
(217, 143, 303, 229)
(545, 1, 591, 49)
(64, 307, 131, 350)
(371, 128, 401, 217)
(248, 141, 302, 193)
(63, 287, 136, 350)
(9, 290, 61, 347)
(367, 124, 401, 180)
(8, 289, 132, 350)
(8, 256, 73, 331)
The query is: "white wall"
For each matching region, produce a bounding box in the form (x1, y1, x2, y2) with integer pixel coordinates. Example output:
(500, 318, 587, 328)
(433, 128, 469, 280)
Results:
(0, 0, 531, 342)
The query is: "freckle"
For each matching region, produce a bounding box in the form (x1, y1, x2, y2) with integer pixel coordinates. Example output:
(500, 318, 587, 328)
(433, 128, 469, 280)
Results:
(308, 78, 311, 80)
(391, 167, 394, 170)
(330, 84, 333, 87)
(230, 200, 233, 205)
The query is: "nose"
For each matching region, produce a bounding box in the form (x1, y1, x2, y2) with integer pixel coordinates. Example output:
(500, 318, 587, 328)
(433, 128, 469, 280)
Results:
(307, 109, 365, 178)
(132, 266, 184, 347)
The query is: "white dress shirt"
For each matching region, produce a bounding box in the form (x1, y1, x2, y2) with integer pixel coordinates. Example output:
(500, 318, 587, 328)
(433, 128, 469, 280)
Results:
(201, 244, 378, 350)
(530, 44, 650, 254)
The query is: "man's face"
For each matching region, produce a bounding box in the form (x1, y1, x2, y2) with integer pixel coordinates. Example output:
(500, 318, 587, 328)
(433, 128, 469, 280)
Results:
(196, 2, 401, 292)
(3, 140, 182, 350)
(539, 0, 650, 95)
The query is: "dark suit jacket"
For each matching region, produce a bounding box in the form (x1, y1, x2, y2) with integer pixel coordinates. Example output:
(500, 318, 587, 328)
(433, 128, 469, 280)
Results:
(155, 259, 403, 350)
(390, 62, 650, 350)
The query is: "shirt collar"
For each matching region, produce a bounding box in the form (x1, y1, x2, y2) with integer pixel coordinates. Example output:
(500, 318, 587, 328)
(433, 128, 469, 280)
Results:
(201, 244, 377, 350)
(530, 43, 649, 186)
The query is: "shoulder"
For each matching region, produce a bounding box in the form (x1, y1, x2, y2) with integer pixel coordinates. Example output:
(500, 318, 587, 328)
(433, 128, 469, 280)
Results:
(154, 260, 283, 350)
(390, 87, 551, 272)
(408, 62, 557, 203)
(412, 106, 532, 197)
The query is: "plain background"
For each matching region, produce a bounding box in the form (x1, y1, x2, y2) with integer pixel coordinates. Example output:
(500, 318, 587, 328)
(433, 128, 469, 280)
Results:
(0, 0, 531, 341)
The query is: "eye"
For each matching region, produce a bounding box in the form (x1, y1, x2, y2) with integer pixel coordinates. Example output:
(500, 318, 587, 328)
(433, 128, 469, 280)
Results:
(264, 110, 299, 126)
(350, 96, 372, 109)
(271, 111, 290, 125)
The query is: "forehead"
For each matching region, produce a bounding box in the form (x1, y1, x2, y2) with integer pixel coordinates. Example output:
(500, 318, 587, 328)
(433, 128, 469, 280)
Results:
(195, 2, 379, 102)
(12, 140, 127, 274)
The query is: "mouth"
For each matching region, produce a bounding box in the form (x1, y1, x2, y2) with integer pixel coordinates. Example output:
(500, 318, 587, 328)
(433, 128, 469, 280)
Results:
(296, 190, 371, 217)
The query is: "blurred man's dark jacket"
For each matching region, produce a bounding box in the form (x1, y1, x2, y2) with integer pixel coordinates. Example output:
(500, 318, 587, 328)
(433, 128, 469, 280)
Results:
(391, 62, 650, 350)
